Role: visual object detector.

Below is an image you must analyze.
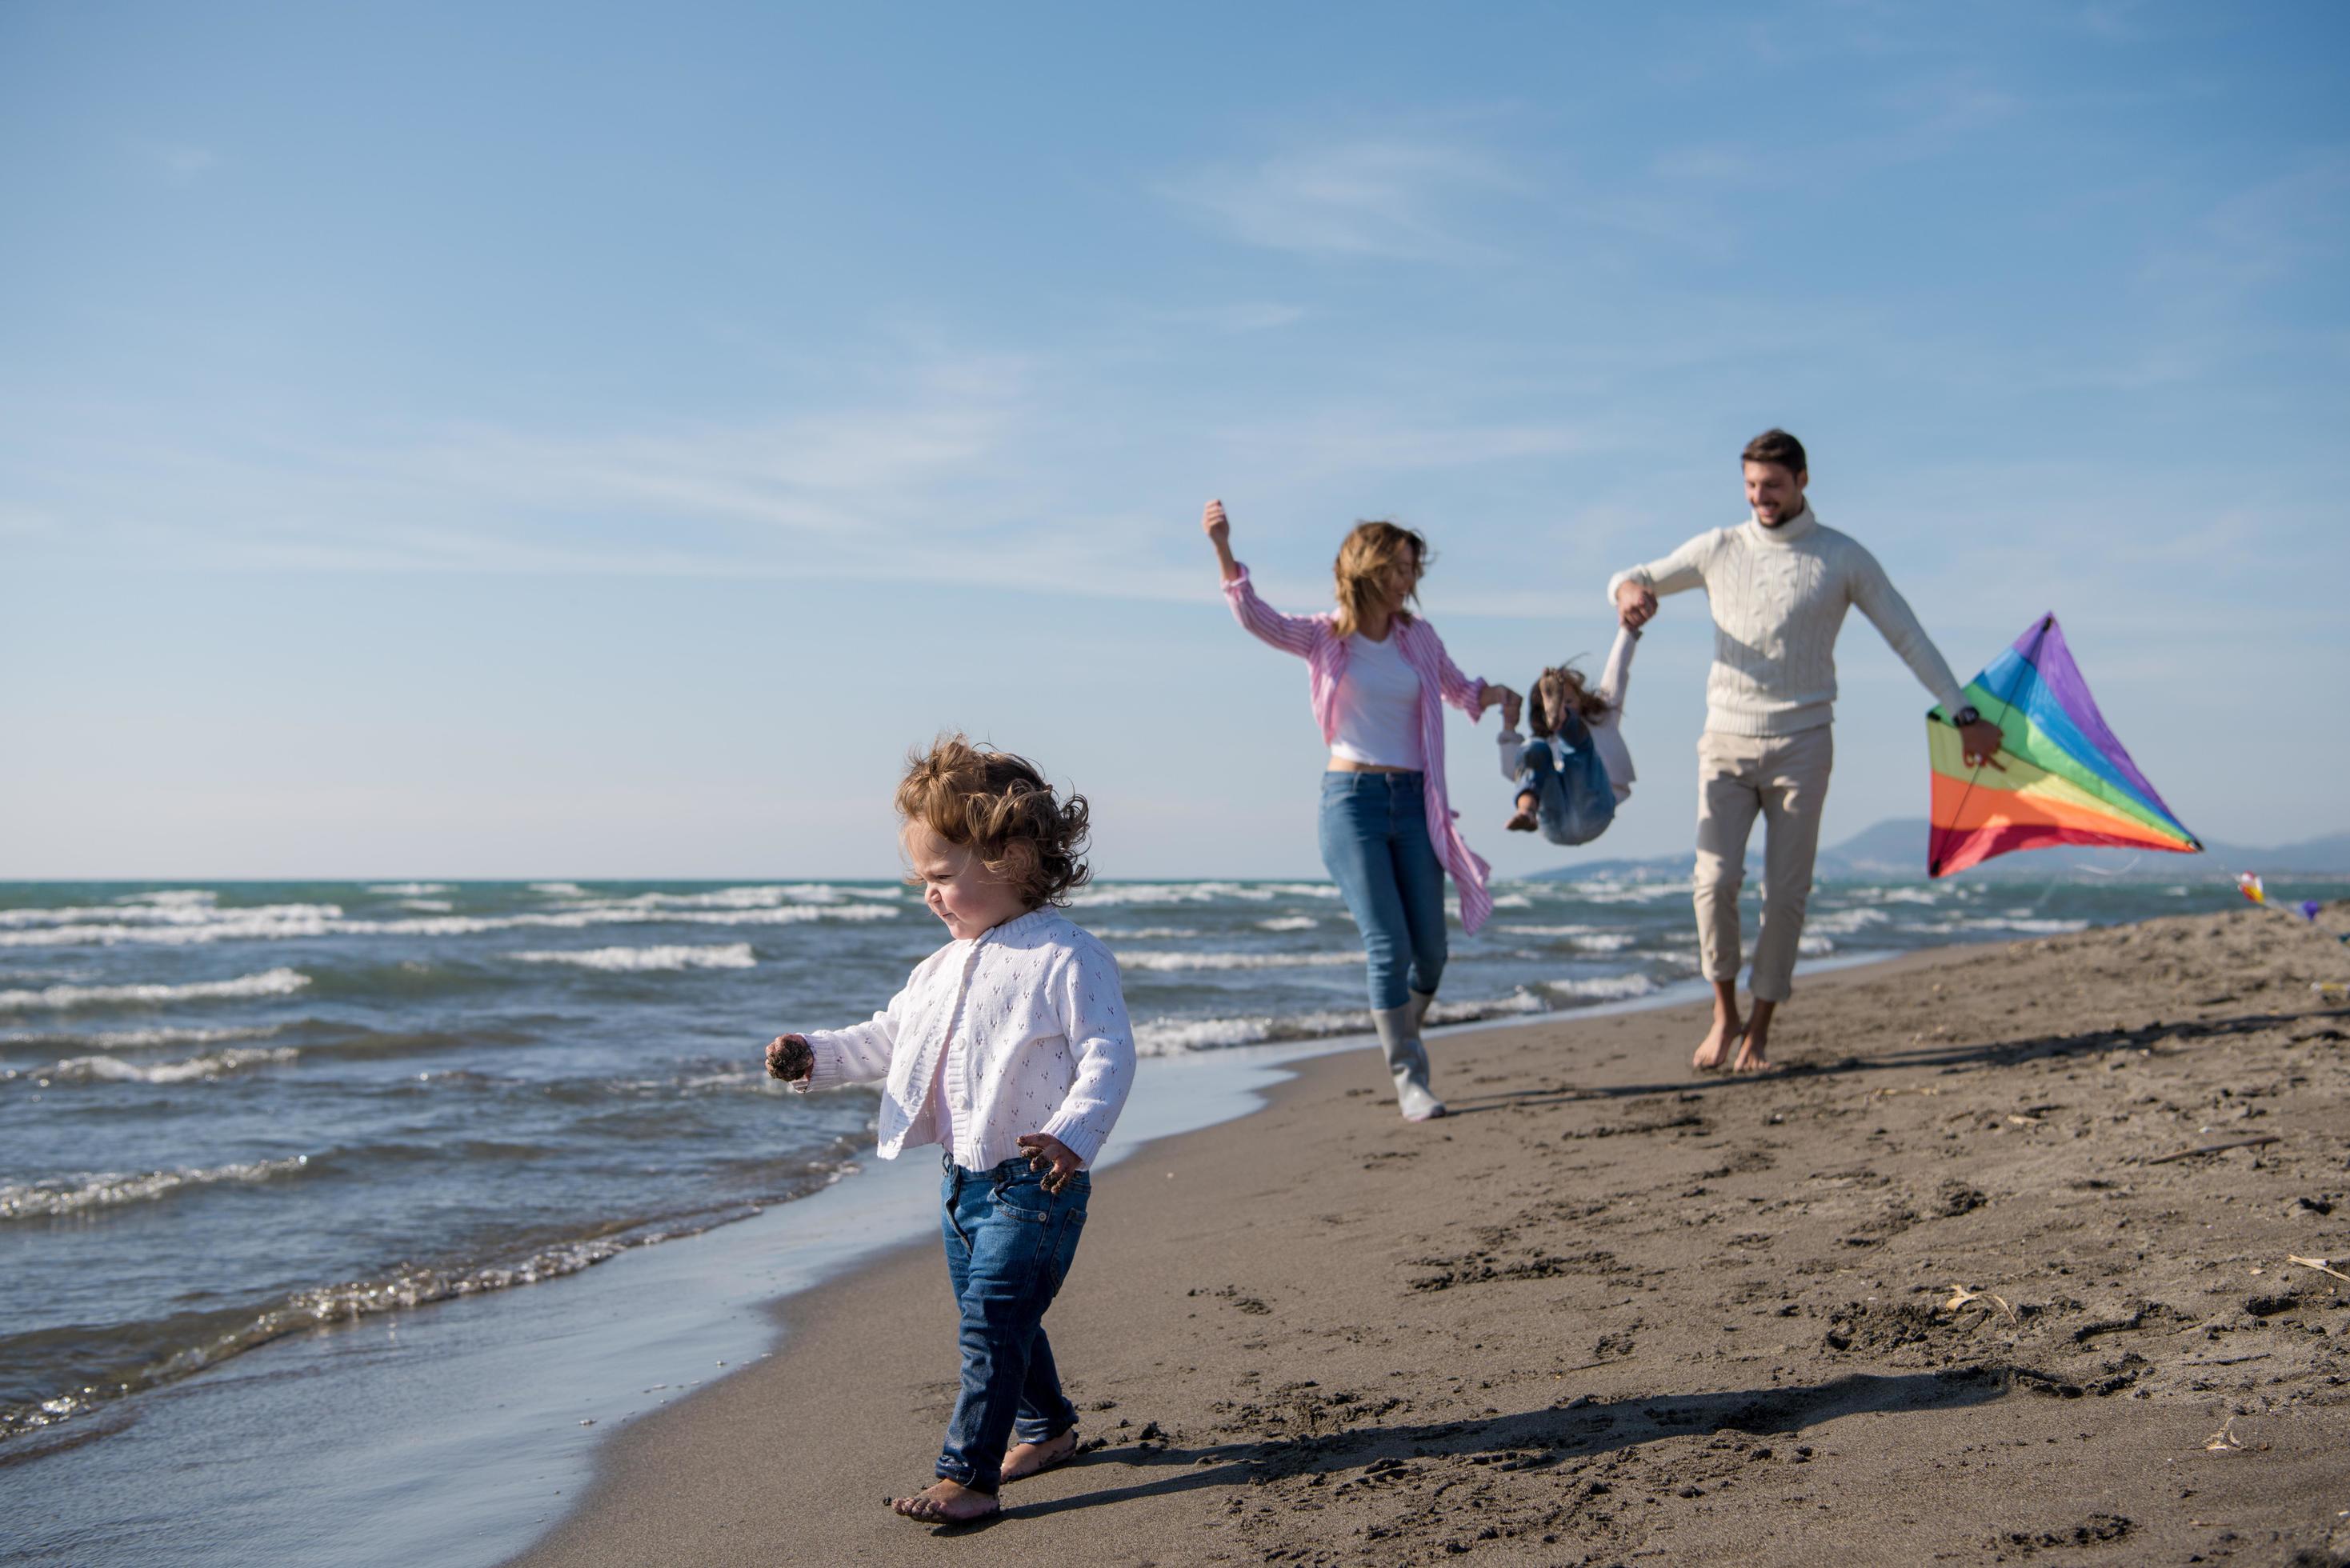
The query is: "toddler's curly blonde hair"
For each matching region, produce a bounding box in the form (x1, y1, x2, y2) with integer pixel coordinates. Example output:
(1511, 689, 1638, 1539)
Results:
(895, 734, 1091, 909)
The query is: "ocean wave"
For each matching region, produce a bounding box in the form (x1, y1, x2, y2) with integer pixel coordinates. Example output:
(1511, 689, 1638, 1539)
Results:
(1255, 916, 1319, 932)
(0, 1152, 860, 1444)
(1497, 923, 1603, 937)
(1087, 926, 1202, 939)
(0, 1022, 286, 1052)
(1068, 882, 1339, 908)
(1132, 1009, 1367, 1055)
(529, 882, 588, 897)
(1115, 949, 1362, 972)
(114, 890, 218, 909)
(1540, 973, 1659, 1002)
(1797, 934, 1835, 956)
(0, 901, 903, 948)
(9, 1047, 301, 1086)
(365, 883, 452, 896)
(397, 898, 454, 913)
(0, 968, 311, 1013)
(0, 1154, 312, 1221)
(0, 901, 341, 934)
(1805, 906, 1892, 935)
(510, 943, 757, 973)
(1952, 916, 2090, 934)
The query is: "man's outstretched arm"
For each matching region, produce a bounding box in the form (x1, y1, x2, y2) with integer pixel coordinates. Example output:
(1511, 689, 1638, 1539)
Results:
(1849, 549, 2005, 766)
(1606, 534, 1713, 630)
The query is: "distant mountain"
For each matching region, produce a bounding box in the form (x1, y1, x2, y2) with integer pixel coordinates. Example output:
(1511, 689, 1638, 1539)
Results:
(1525, 819, 2350, 882)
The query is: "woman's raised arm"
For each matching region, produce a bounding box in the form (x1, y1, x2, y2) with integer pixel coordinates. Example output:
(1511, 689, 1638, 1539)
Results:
(1209, 499, 1321, 658)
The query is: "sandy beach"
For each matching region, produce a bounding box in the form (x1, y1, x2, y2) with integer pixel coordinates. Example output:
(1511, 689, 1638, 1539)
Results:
(513, 902, 2350, 1567)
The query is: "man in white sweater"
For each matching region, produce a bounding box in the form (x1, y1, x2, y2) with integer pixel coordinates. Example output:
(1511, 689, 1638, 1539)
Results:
(1610, 430, 2004, 1074)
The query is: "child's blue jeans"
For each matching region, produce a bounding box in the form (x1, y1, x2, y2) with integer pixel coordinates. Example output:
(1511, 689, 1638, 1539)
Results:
(935, 1154, 1088, 1493)
(1515, 736, 1618, 847)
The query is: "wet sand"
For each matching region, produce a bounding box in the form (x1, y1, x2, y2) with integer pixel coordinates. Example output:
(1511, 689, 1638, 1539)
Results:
(512, 903, 2350, 1566)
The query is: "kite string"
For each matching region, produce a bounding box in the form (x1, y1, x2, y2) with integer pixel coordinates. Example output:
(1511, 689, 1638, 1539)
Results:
(1934, 614, 2052, 873)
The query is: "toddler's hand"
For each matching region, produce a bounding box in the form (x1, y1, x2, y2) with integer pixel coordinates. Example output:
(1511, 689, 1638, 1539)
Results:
(764, 1034, 813, 1082)
(1016, 1133, 1082, 1194)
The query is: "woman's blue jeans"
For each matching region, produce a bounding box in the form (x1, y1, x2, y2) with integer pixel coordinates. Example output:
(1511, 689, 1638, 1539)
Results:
(935, 1154, 1088, 1494)
(1318, 770, 1447, 1011)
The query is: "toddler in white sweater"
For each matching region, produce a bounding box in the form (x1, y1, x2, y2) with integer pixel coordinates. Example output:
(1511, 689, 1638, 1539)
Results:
(764, 734, 1134, 1526)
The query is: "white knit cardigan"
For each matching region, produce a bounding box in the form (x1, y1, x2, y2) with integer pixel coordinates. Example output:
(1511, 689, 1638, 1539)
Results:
(795, 906, 1135, 1170)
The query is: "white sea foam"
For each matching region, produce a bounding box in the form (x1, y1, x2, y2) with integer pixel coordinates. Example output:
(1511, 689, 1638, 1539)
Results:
(1131, 1008, 1367, 1055)
(1798, 934, 1835, 956)
(1573, 933, 1636, 953)
(529, 882, 588, 897)
(1541, 973, 1659, 1002)
(1069, 882, 1339, 908)
(1087, 926, 1203, 939)
(0, 1022, 283, 1052)
(1805, 907, 1892, 935)
(1498, 924, 1603, 938)
(114, 890, 218, 909)
(1490, 893, 1533, 910)
(366, 883, 453, 896)
(510, 943, 757, 973)
(18, 1047, 302, 1085)
(2, 899, 905, 949)
(1115, 949, 1363, 972)
(1255, 916, 1319, 932)
(1954, 916, 2090, 935)
(0, 906, 346, 947)
(0, 968, 310, 1013)
(397, 898, 454, 913)
(0, 1154, 310, 1221)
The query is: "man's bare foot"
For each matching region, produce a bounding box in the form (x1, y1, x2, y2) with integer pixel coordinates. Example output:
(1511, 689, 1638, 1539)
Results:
(1691, 1013, 1743, 1072)
(1000, 1427, 1079, 1483)
(1729, 1029, 1773, 1074)
(1506, 809, 1538, 832)
(889, 1479, 999, 1524)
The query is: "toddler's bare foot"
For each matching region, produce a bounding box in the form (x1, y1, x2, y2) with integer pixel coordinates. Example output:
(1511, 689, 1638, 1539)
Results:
(889, 1479, 999, 1524)
(1506, 809, 1538, 833)
(1000, 1427, 1079, 1483)
(1691, 1013, 1743, 1073)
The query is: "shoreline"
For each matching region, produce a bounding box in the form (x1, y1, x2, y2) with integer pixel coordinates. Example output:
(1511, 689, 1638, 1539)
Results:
(514, 902, 2350, 1565)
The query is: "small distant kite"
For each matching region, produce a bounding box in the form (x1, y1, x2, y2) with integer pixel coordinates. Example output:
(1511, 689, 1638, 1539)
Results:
(1927, 614, 2200, 878)
(2239, 874, 2346, 943)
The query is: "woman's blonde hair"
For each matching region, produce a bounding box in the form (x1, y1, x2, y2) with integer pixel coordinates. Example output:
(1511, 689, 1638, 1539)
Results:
(1528, 662, 1612, 738)
(895, 734, 1091, 909)
(1331, 520, 1429, 639)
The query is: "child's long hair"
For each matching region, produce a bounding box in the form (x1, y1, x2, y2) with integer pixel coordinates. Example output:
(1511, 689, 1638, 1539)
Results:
(1528, 662, 1612, 738)
(895, 734, 1091, 909)
(1330, 521, 1428, 639)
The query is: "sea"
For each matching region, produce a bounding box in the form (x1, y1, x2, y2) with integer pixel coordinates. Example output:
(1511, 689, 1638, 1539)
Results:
(2, 870, 2342, 1561)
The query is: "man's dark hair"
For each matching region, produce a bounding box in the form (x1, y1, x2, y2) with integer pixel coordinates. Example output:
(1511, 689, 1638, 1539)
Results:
(1741, 428, 1808, 477)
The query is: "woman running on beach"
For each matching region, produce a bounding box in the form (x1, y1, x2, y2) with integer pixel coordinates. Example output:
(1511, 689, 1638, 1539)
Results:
(1203, 499, 1516, 1122)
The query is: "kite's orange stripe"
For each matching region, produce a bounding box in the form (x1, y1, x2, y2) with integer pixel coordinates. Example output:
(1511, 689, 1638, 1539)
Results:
(1929, 774, 2185, 846)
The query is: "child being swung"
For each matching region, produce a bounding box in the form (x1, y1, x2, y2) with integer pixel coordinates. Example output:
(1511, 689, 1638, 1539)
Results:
(1498, 618, 1641, 843)
(764, 736, 1134, 1526)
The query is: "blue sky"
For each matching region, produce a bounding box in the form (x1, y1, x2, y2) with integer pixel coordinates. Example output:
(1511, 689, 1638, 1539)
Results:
(3, 1, 2344, 879)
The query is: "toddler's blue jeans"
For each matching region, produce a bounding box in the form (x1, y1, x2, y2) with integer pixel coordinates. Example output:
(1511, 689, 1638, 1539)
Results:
(935, 1154, 1088, 1493)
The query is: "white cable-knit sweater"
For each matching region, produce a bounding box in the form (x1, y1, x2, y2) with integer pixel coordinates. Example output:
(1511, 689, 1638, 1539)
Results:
(1606, 506, 1969, 737)
(794, 907, 1134, 1170)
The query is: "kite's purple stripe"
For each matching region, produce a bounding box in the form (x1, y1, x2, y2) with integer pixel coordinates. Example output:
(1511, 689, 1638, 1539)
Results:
(2016, 614, 2184, 826)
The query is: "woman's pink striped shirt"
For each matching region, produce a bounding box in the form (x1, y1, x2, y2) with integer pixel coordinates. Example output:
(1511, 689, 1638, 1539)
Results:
(1222, 564, 1496, 935)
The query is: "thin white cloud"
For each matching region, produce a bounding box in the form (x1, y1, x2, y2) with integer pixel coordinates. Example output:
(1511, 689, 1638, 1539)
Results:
(1161, 135, 1520, 262)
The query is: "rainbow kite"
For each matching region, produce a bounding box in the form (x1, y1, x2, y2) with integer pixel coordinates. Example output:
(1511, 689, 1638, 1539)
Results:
(1927, 614, 2200, 878)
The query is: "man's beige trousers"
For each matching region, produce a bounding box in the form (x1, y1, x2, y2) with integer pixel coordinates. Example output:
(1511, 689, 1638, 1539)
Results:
(1693, 726, 1834, 1004)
